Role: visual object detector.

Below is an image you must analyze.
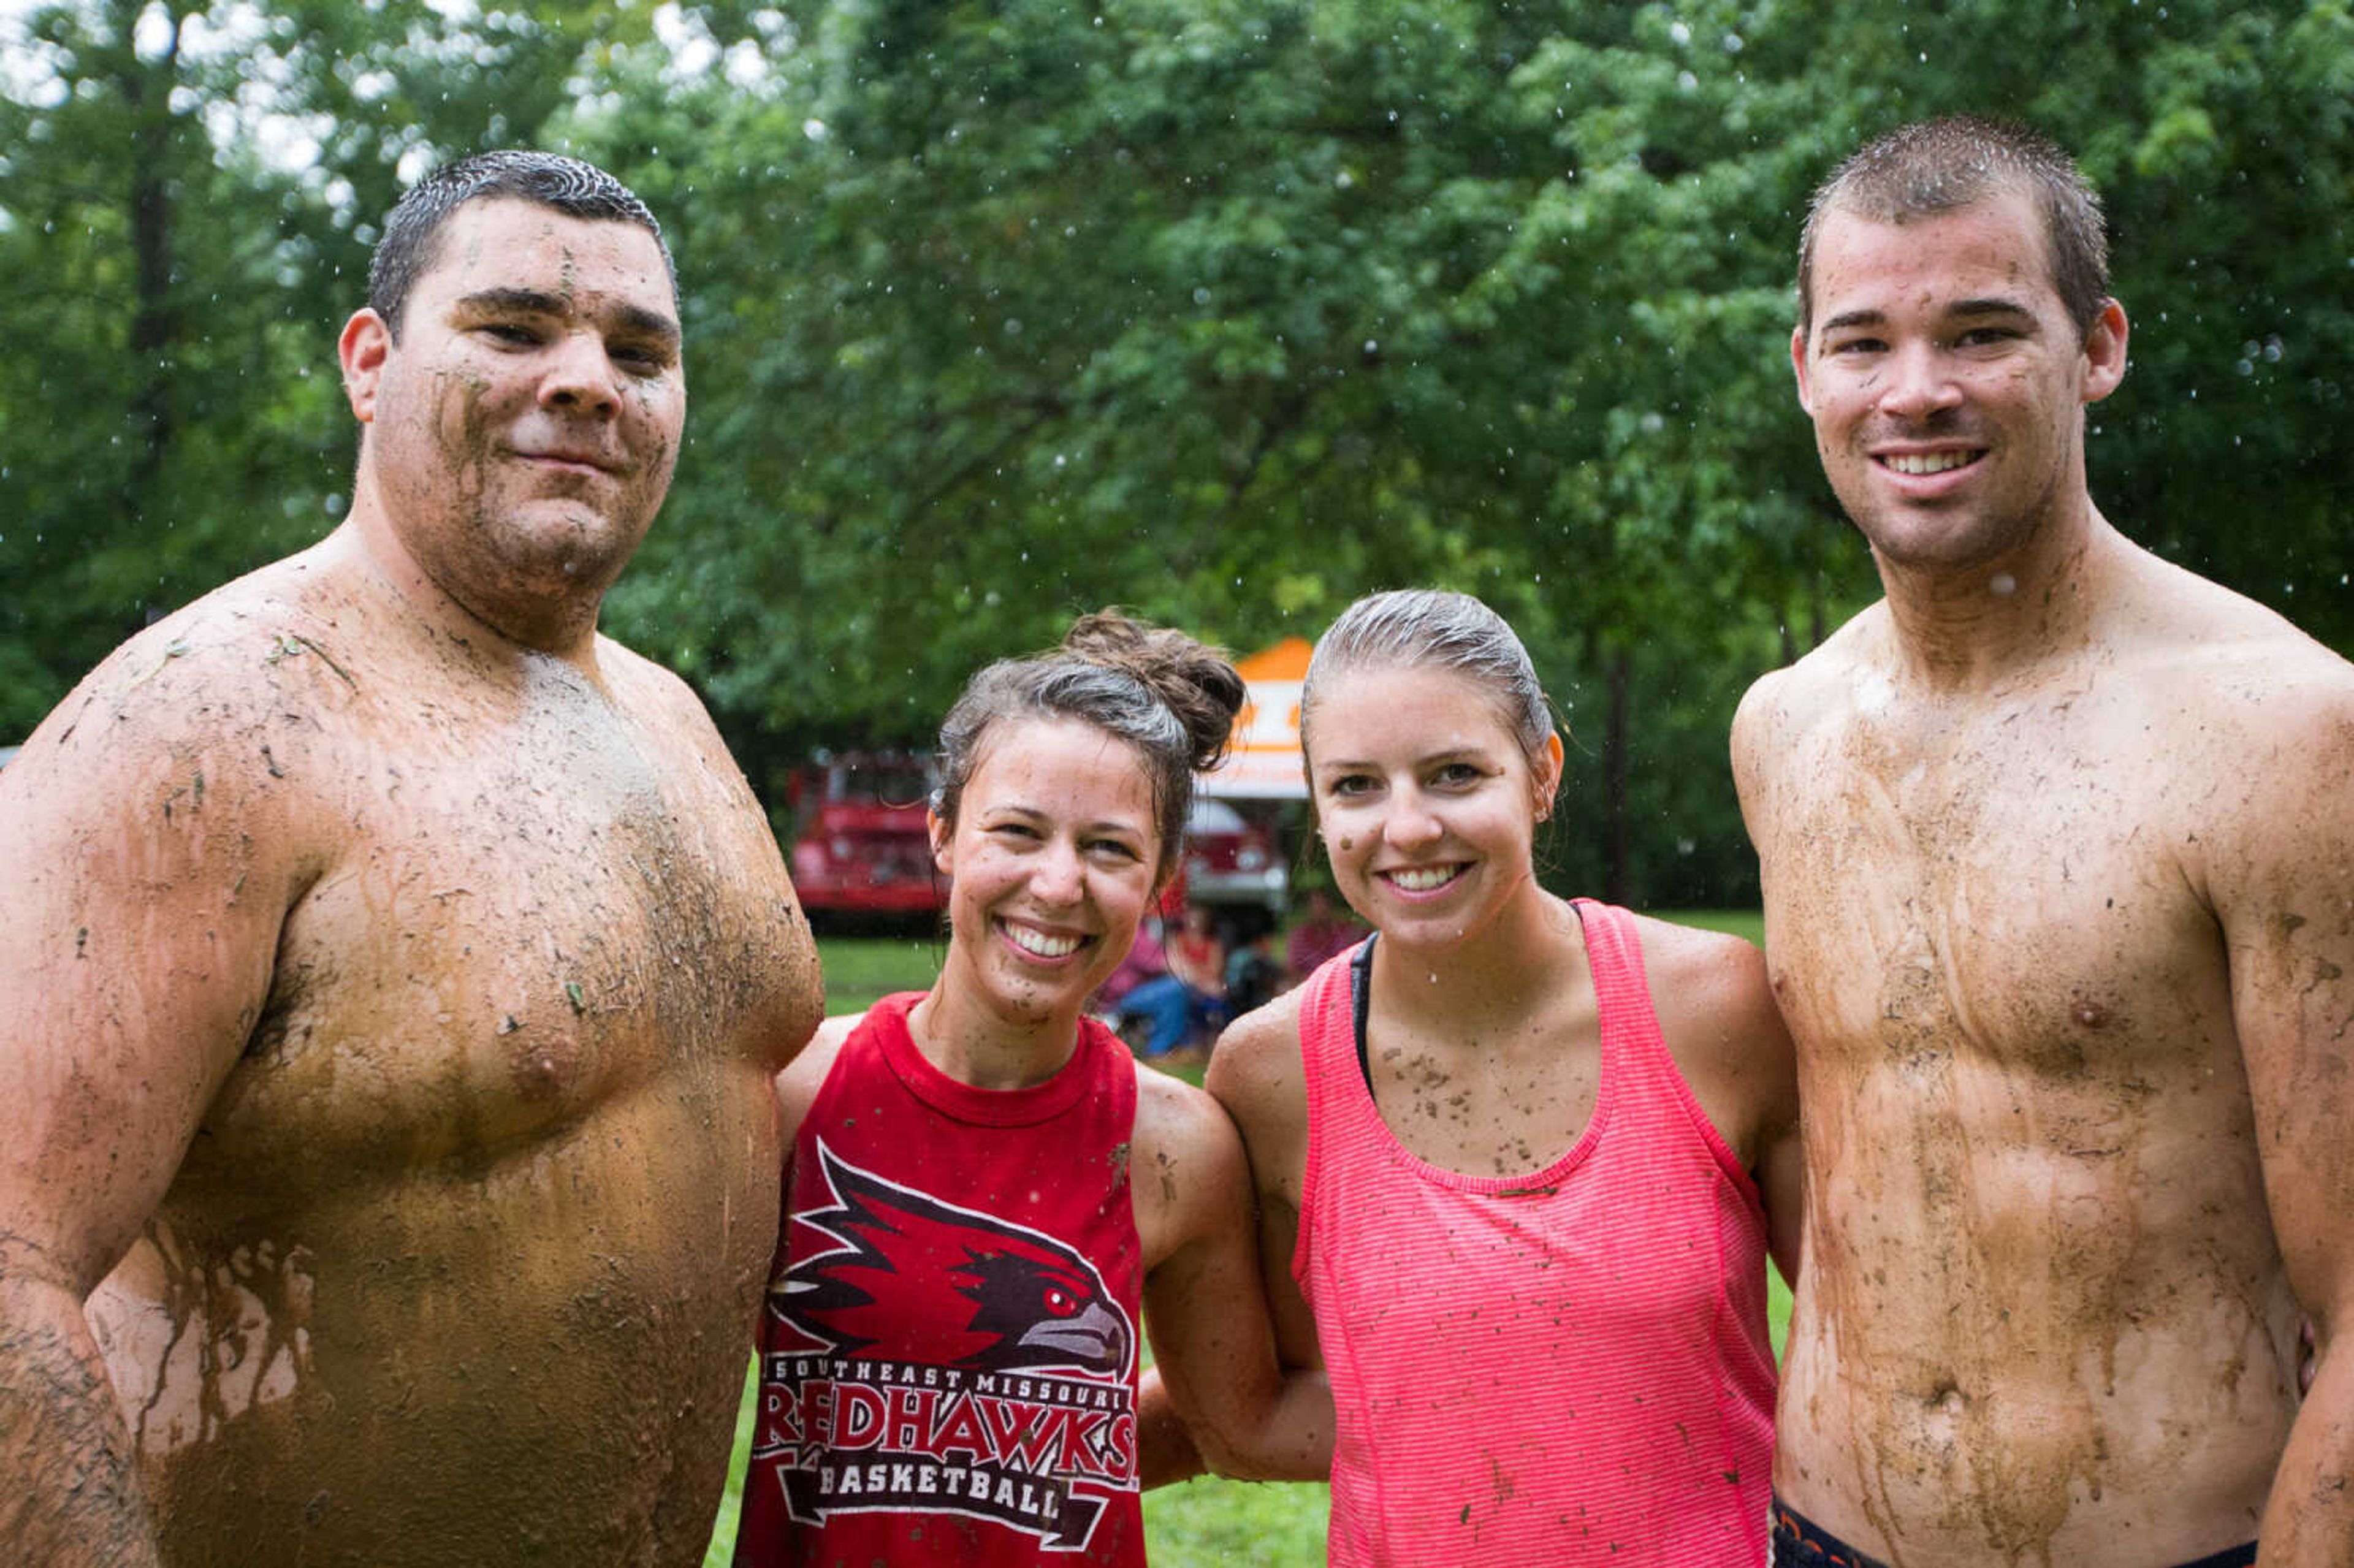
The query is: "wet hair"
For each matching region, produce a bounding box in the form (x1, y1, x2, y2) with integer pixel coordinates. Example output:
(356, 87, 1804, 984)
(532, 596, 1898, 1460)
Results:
(368, 150, 675, 340)
(1300, 589, 1558, 790)
(932, 611, 1245, 881)
(1797, 115, 2110, 341)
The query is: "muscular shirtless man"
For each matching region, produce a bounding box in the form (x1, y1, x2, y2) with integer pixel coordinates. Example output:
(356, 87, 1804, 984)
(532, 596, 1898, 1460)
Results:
(1735, 118, 2354, 1568)
(0, 152, 823, 1567)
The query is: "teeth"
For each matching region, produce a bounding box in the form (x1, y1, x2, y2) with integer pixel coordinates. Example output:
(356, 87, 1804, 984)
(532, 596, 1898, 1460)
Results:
(1005, 923, 1081, 958)
(1387, 866, 1458, 892)
(1883, 451, 1976, 475)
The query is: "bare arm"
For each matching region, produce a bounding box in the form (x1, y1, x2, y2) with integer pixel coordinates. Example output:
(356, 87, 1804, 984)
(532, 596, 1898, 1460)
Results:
(773, 1014, 861, 1148)
(0, 639, 318, 1566)
(1134, 1046, 1330, 1485)
(1727, 675, 1808, 1284)
(2205, 688, 2354, 1566)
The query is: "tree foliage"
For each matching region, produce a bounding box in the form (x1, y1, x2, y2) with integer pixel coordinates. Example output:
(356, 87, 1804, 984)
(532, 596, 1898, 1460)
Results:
(4, 0, 2348, 904)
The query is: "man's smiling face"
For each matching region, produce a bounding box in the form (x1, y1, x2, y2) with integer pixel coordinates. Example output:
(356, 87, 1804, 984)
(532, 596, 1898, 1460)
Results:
(1792, 186, 2125, 576)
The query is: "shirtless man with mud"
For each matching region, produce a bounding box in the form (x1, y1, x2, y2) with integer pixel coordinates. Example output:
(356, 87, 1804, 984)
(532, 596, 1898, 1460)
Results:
(0, 152, 823, 1567)
(1734, 118, 2354, 1568)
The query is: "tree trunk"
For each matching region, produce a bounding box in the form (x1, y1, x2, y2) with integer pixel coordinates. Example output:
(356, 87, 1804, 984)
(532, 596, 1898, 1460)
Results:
(118, 4, 184, 543)
(1605, 646, 1631, 907)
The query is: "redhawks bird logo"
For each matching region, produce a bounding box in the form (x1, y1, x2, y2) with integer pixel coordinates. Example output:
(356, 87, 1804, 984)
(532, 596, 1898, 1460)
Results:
(750, 1144, 1141, 1552)
(779, 1143, 1134, 1379)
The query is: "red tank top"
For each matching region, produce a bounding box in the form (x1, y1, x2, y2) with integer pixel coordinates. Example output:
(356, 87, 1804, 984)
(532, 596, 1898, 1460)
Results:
(1296, 900, 1774, 1566)
(736, 994, 1146, 1567)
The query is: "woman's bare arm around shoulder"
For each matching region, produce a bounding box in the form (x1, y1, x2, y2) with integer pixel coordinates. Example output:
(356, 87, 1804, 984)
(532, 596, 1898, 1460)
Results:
(774, 1013, 863, 1155)
(1637, 918, 1804, 1285)
(1133, 992, 1331, 1486)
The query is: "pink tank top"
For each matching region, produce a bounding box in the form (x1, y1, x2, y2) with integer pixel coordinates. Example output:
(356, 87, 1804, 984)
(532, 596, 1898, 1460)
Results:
(1295, 900, 1773, 1566)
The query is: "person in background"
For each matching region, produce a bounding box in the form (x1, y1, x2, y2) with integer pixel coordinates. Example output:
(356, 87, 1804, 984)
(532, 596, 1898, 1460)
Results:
(737, 611, 1330, 1568)
(1282, 885, 1368, 989)
(1208, 588, 1801, 1566)
(1110, 903, 1224, 1060)
(1222, 926, 1287, 1016)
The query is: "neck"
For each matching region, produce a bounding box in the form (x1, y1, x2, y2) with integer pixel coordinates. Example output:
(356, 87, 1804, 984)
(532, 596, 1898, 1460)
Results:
(908, 980, 1083, 1092)
(1371, 877, 1582, 1038)
(340, 483, 608, 671)
(1874, 501, 2115, 693)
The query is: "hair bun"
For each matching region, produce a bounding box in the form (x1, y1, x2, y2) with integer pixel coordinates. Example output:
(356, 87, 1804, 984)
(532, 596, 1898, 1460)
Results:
(1063, 610, 1245, 774)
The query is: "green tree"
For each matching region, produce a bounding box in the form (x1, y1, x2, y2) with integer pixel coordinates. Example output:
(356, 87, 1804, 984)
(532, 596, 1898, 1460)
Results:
(7, 0, 2348, 906)
(0, 0, 722, 736)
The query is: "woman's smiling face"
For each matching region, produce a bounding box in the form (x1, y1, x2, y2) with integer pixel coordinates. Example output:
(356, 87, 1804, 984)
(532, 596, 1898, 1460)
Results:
(931, 717, 1164, 1028)
(1306, 664, 1558, 951)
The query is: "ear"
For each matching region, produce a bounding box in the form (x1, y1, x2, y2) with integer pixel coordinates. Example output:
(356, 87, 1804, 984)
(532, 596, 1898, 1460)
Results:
(339, 308, 393, 424)
(928, 809, 954, 878)
(1533, 730, 1566, 821)
(2079, 299, 2129, 405)
(1790, 324, 1815, 416)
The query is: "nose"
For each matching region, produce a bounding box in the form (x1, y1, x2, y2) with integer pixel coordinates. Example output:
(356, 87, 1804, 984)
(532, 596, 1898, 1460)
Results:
(1875, 340, 1965, 422)
(539, 329, 622, 415)
(1029, 839, 1085, 905)
(1383, 788, 1444, 850)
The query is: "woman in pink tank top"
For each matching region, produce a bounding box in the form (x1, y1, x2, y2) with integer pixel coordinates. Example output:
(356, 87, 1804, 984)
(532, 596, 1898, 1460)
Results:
(1205, 590, 1802, 1567)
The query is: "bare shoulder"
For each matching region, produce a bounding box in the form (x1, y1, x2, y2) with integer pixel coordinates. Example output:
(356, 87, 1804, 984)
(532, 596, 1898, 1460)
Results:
(1131, 1058, 1251, 1265)
(1629, 916, 1782, 1057)
(0, 552, 374, 1282)
(1732, 604, 1887, 780)
(1133, 1060, 1243, 1162)
(596, 633, 717, 726)
(2117, 545, 2350, 695)
(1627, 913, 1797, 1160)
(1631, 915, 1769, 1005)
(4, 550, 373, 864)
(2120, 555, 2354, 785)
(2173, 631, 2354, 886)
(1200, 984, 1311, 1208)
(776, 1011, 863, 1128)
(1204, 984, 1309, 1128)
(593, 634, 775, 810)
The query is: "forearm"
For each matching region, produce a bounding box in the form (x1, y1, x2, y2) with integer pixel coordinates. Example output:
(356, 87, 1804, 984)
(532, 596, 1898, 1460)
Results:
(1211, 1366, 1331, 1482)
(2260, 1342, 2354, 1567)
(1176, 1363, 1332, 1484)
(0, 1284, 161, 1568)
(1135, 1367, 1208, 1489)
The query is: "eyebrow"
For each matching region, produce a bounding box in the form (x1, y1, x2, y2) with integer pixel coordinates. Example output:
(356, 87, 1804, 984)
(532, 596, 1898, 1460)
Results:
(987, 804, 1146, 835)
(1948, 295, 2038, 322)
(1314, 745, 1490, 774)
(1816, 295, 2038, 340)
(453, 287, 683, 349)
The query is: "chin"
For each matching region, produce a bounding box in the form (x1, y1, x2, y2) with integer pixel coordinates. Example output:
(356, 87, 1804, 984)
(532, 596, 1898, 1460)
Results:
(498, 514, 650, 588)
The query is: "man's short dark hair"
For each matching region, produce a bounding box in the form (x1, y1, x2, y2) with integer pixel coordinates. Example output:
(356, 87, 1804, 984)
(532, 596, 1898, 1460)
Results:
(368, 151, 675, 339)
(1797, 116, 2111, 343)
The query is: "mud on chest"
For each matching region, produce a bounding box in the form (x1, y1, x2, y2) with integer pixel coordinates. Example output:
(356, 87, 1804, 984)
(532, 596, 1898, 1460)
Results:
(196, 771, 791, 1176)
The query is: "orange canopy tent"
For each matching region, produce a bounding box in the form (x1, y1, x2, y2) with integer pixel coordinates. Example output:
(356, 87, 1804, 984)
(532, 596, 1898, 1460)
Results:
(1200, 636, 1311, 800)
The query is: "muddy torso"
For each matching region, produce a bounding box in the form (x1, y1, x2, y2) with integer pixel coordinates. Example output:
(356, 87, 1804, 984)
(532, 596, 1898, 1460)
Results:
(1748, 607, 2304, 1567)
(81, 550, 823, 1567)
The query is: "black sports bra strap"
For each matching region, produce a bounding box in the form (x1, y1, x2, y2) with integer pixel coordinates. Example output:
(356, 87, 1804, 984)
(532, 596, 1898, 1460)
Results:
(1350, 934, 1378, 1094)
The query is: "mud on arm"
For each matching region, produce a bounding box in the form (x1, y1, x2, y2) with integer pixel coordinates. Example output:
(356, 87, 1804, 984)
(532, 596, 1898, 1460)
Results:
(1134, 1068, 1331, 1486)
(2206, 695, 2354, 1566)
(0, 654, 315, 1566)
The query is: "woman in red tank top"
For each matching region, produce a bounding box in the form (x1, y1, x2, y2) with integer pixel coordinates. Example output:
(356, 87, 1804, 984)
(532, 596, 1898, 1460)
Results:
(1205, 590, 1803, 1567)
(737, 612, 1331, 1568)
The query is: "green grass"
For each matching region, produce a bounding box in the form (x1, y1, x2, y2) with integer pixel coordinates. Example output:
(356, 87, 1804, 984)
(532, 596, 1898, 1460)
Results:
(1655, 908, 1766, 946)
(708, 923, 1785, 1565)
(812, 932, 945, 1014)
